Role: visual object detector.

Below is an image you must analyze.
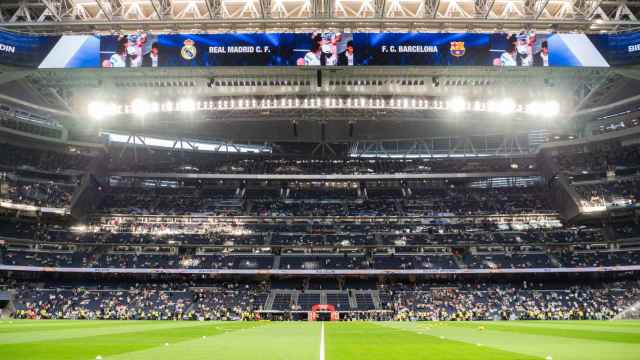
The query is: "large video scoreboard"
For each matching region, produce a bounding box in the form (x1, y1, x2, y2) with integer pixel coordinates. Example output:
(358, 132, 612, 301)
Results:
(1, 30, 639, 69)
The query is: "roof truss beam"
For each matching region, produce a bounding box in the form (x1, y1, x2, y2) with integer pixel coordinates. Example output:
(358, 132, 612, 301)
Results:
(204, 0, 223, 19)
(0, 0, 639, 31)
(475, 0, 495, 18)
(423, 0, 440, 17)
(149, 0, 171, 20)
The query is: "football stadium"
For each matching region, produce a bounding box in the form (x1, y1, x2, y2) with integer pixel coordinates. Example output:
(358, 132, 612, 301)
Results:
(1, 1, 640, 359)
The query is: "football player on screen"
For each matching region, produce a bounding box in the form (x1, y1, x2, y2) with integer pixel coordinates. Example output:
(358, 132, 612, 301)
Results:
(515, 32, 535, 66)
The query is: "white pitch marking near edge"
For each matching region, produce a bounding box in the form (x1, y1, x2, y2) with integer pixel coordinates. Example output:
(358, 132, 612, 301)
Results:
(320, 322, 326, 360)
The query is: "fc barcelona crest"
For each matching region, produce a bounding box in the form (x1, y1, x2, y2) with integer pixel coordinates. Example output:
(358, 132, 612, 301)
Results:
(450, 41, 465, 57)
(181, 39, 197, 60)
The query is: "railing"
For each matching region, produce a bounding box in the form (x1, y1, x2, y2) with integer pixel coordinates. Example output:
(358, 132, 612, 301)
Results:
(612, 300, 640, 320)
(108, 171, 540, 180)
(1, 264, 639, 275)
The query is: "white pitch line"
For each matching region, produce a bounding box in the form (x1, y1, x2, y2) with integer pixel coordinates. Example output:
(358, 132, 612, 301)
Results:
(320, 322, 325, 360)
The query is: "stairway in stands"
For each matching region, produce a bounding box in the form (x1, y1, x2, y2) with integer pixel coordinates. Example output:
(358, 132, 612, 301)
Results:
(264, 292, 276, 311)
(453, 253, 467, 269)
(371, 292, 382, 309)
(0, 289, 15, 319)
(272, 254, 281, 270)
(547, 253, 563, 267)
(264, 289, 384, 312)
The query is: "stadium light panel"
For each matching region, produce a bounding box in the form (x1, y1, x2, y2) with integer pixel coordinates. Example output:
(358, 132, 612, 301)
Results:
(496, 98, 516, 114)
(89, 96, 563, 117)
(87, 101, 103, 119)
(528, 100, 560, 117)
(177, 98, 196, 112)
(545, 100, 560, 117)
(87, 101, 116, 119)
(446, 97, 466, 112)
(131, 99, 150, 116)
(486, 100, 497, 113)
(526, 101, 543, 115)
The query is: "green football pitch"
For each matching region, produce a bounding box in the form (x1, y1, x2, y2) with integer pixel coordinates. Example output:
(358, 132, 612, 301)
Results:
(1, 320, 640, 360)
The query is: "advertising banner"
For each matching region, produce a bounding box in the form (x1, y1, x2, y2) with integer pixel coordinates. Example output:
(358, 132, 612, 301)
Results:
(0, 30, 637, 69)
(604, 31, 640, 66)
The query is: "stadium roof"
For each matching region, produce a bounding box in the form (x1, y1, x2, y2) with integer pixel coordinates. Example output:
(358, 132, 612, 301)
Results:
(0, 0, 639, 33)
(0, 65, 614, 128)
(0, 64, 638, 147)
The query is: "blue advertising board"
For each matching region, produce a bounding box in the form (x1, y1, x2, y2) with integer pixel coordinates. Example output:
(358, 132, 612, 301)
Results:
(0, 30, 638, 69)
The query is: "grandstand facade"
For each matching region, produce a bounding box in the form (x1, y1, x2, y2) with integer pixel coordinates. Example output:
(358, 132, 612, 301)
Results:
(1, 6, 640, 322)
(2, 126, 640, 321)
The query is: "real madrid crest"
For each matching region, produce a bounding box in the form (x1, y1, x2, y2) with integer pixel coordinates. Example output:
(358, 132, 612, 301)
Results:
(450, 41, 465, 57)
(181, 39, 197, 60)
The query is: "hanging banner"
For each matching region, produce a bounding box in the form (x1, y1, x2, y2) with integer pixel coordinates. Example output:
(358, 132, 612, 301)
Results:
(0, 30, 638, 69)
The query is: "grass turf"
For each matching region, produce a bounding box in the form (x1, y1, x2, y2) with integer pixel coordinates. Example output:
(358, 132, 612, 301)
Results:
(1, 320, 639, 360)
